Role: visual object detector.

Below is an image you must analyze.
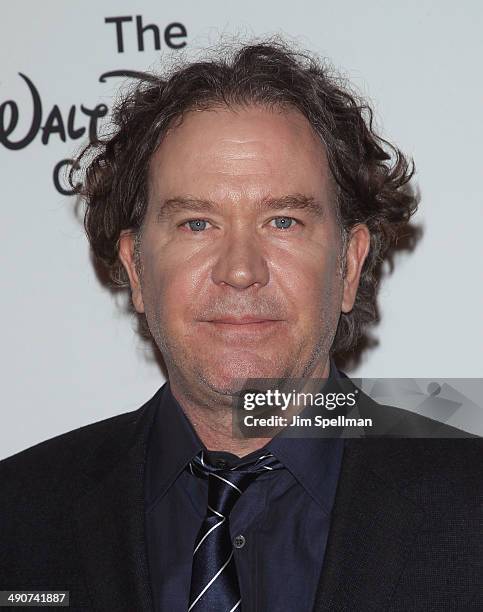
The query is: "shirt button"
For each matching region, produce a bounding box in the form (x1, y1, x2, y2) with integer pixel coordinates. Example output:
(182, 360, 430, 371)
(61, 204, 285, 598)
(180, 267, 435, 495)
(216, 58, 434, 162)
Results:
(215, 459, 228, 469)
(233, 535, 246, 549)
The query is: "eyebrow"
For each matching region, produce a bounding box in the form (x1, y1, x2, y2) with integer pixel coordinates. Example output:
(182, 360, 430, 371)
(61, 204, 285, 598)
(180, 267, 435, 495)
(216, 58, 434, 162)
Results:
(156, 194, 325, 221)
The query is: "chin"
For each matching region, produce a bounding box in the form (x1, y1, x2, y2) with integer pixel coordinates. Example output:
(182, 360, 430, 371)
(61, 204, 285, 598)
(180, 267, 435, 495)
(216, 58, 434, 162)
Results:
(198, 354, 288, 395)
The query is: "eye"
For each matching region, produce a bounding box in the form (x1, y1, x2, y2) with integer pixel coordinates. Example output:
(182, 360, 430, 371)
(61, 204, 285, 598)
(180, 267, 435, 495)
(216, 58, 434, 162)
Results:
(182, 219, 211, 232)
(270, 216, 298, 230)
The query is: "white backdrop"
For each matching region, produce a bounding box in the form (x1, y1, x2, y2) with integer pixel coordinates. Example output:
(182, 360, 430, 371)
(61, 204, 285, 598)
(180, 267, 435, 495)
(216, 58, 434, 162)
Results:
(1, 0, 482, 459)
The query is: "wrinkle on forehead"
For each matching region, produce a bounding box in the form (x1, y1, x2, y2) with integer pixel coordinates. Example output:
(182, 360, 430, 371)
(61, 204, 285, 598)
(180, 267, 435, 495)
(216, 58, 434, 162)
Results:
(152, 104, 327, 169)
(147, 103, 334, 218)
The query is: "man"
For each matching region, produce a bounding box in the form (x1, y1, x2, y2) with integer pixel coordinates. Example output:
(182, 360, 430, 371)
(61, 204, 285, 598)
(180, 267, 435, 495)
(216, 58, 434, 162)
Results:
(0, 41, 481, 611)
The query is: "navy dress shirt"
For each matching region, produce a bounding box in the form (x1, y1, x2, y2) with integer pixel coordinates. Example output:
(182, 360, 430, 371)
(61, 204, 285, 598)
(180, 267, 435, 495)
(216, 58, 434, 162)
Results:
(145, 366, 345, 612)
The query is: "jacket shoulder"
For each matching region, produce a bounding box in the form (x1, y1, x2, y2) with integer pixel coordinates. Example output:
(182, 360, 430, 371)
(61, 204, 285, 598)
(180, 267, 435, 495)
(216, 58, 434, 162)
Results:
(348, 436, 483, 505)
(0, 387, 161, 500)
(0, 387, 162, 591)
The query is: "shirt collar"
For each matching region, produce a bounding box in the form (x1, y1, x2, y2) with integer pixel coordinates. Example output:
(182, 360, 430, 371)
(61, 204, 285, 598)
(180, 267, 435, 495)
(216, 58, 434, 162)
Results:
(145, 381, 203, 510)
(146, 357, 345, 515)
(266, 357, 345, 514)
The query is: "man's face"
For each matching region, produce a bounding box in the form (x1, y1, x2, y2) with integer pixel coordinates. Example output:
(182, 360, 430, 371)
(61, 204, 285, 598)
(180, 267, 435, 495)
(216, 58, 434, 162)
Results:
(120, 104, 368, 398)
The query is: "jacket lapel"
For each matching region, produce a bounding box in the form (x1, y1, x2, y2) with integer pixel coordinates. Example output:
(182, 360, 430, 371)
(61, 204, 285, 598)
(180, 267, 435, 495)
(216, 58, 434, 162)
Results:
(71, 392, 160, 612)
(313, 438, 425, 611)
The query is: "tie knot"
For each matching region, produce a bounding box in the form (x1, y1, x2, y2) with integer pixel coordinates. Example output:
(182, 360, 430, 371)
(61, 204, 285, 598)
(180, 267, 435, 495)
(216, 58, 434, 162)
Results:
(188, 451, 283, 517)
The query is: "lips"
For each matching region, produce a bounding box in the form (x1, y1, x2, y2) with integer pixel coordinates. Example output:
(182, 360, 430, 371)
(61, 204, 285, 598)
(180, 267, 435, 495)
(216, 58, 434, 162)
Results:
(208, 316, 278, 325)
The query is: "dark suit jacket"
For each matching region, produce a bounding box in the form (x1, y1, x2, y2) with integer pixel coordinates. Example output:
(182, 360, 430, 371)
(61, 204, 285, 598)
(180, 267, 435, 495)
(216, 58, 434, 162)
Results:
(0, 385, 481, 611)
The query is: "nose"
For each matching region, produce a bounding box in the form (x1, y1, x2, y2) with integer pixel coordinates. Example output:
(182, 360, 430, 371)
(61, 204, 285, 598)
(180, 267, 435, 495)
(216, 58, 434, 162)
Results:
(211, 227, 269, 290)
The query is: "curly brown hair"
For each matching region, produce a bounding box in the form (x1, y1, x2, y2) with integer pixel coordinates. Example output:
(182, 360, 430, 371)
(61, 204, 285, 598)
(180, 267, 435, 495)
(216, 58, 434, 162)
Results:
(72, 39, 417, 358)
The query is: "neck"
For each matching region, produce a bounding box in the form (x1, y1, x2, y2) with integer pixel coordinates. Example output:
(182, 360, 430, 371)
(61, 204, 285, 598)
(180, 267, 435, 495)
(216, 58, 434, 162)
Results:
(168, 357, 331, 457)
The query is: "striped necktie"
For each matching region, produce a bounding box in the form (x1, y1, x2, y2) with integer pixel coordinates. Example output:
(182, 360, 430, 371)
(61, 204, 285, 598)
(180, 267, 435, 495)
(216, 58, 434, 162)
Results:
(187, 450, 284, 611)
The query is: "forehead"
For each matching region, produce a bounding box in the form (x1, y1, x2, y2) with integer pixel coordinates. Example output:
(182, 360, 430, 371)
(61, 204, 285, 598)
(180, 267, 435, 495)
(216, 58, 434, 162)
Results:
(148, 104, 331, 204)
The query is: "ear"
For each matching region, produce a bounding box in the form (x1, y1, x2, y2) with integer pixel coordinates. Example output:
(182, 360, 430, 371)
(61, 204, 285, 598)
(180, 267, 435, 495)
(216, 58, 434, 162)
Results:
(341, 223, 371, 313)
(118, 230, 145, 313)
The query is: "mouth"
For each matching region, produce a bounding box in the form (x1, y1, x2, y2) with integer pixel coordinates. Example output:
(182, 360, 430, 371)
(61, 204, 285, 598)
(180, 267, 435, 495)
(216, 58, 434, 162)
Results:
(209, 315, 279, 325)
(199, 316, 283, 335)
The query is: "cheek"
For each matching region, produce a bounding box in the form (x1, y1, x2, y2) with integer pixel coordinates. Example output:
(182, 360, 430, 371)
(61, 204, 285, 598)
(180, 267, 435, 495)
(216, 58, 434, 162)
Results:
(273, 241, 343, 321)
(141, 253, 203, 329)
(300, 269, 342, 327)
